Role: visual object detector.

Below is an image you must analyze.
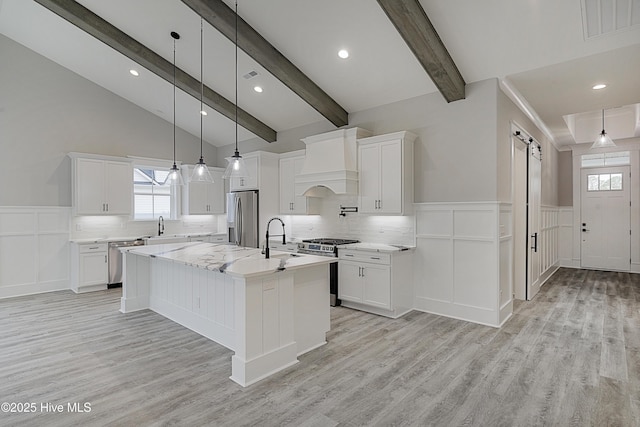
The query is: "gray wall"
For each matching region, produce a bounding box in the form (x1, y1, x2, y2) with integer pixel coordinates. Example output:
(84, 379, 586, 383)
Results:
(557, 151, 573, 206)
(496, 88, 559, 206)
(220, 78, 562, 205)
(0, 35, 217, 207)
(220, 79, 500, 203)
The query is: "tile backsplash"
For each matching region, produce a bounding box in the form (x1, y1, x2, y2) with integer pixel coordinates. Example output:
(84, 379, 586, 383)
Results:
(69, 214, 225, 240)
(282, 194, 415, 246)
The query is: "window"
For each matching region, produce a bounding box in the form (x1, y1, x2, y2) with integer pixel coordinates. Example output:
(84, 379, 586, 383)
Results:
(581, 151, 630, 168)
(133, 167, 176, 220)
(587, 173, 623, 191)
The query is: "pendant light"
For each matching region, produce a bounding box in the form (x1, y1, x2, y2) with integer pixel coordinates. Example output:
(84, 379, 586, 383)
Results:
(191, 18, 214, 183)
(166, 31, 184, 186)
(591, 109, 616, 149)
(223, 1, 249, 179)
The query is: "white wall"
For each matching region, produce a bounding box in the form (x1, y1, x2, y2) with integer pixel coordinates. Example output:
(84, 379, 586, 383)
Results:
(0, 34, 217, 207)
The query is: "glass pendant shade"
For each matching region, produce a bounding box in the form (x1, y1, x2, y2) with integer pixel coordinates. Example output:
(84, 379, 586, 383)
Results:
(191, 157, 214, 182)
(166, 162, 184, 186)
(591, 109, 616, 149)
(591, 130, 616, 149)
(223, 150, 249, 179)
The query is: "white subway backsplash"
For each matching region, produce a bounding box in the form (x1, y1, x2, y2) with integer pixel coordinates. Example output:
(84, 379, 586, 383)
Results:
(283, 194, 414, 246)
(69, 215, 224, 240)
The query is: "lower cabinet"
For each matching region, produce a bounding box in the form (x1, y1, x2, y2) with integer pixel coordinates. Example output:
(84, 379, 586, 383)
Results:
(338, 248, 413, 318)
(339, 261, 390, 309)
(71, 242, 108, 293)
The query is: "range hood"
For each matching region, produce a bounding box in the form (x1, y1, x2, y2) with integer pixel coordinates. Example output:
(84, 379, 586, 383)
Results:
(295, 127, 372, 196)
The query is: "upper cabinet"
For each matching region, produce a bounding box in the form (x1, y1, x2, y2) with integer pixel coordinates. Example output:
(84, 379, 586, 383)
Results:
(229, 155, 259, 191)
(70, 154, 133, 216)
(181, 166, 225, 215)
(279, 152, 320, 215)
(357, 131, 416, 215)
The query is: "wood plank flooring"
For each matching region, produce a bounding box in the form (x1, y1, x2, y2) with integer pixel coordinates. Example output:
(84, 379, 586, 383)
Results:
(1, 268, 640, 426)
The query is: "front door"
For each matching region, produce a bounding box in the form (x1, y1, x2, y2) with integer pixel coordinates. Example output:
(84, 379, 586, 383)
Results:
(580, 166, 630, 271)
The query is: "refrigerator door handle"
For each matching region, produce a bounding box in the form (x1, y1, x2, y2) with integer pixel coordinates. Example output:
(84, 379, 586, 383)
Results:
(236, 197, 243, 246)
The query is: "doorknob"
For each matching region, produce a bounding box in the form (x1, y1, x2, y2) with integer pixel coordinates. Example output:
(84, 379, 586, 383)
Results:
(582, 228, 589, 232)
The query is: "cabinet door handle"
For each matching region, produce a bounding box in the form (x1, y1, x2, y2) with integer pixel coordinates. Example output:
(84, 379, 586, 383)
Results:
(106, 203, 109, 212)
(358, 267, 361, 277)
(371, 257, 380, 260)
(345, 254, 354, 257)
(89, 246, 99, 250)
(104, 255, 107, 263)
(361, 267, 365, 277)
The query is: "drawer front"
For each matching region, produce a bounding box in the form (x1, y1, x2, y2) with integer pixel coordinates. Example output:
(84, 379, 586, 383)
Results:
(210, 234, 228, 243)
(338, 250, 390, 265)
(78, 243, 108, 253)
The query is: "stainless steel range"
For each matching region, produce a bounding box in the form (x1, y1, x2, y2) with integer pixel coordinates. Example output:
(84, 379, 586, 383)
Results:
(298, 238, 360, 306)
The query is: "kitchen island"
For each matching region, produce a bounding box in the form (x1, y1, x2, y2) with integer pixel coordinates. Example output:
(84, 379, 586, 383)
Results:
(120, 242, 333, 387)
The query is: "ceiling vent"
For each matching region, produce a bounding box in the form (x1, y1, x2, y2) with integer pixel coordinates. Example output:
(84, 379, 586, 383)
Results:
(581, 0, 640, 39)
(243, 70, 259, 79)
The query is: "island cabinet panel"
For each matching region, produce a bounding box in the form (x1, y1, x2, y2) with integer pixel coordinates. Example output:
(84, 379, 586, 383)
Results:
(120, 243, 331, 387)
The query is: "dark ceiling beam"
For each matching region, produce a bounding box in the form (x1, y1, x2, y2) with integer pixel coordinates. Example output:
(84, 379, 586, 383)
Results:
(181, 0, 349, 128)
(377, 0, 466, 102)
(33, 0, 277, 143)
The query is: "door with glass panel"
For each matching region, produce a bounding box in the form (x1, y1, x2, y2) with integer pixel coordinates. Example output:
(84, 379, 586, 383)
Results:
(580, 166, 630, 271)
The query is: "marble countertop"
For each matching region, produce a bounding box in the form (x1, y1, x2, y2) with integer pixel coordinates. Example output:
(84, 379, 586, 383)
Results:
(337, 242, 415, 253)
(70, 232, 223, 244)
(123, 242, 333, 279)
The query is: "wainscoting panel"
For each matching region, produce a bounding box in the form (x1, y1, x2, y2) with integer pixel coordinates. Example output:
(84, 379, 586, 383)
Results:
(414, 203, 511, 327)
(539, 206, 560, 284)
(558, 207, 577, 268)
(0, 207, 70, 298)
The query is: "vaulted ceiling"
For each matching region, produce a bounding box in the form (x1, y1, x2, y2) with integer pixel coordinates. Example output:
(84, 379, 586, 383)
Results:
(1, 0, 639, 149)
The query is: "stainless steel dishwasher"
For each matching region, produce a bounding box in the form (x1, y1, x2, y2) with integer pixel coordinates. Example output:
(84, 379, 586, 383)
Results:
(108, 239, 145, 287)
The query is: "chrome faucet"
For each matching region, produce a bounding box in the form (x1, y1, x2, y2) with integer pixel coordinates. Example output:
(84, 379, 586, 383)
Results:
(264, 217, 286, 259)
(158, 216, 164, 236)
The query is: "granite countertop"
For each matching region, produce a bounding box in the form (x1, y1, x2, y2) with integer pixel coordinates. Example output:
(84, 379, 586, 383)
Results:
(123, 242, 333, 279)
(337, 242, 415, 253)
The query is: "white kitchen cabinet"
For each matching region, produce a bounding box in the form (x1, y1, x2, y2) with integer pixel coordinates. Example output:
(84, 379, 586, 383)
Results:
(230, 156, 259, 191)
(279, 152, 320, 214)
(338, 248, 413, 318)
(182, 166, 225, 215)
(70, 154, 133, 216)
(70, 242, 108, 293)
(227, 151, 280, 240)
(357, 131, 416, 215)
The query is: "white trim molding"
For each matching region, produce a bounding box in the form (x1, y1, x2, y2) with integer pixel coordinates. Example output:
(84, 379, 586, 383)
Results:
(0, 206, 71, 299)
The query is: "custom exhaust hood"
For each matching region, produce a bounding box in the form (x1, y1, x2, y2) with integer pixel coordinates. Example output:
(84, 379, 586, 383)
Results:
(295, 127, 372, 197)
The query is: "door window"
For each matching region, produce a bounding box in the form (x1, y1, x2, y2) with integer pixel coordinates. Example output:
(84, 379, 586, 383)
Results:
(587, 173, 623, 191)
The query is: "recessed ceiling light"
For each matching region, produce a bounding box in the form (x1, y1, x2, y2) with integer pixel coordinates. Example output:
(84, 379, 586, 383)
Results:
(338, 49, 349, 59)
(129, 69, 139, 76)
(592, 84, 607, 90)
(253, 86, 263, 93)
(200, 110, 207, 116)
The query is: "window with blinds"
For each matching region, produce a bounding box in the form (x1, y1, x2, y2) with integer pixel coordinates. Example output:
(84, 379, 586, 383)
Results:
(133, 168, 175, 220)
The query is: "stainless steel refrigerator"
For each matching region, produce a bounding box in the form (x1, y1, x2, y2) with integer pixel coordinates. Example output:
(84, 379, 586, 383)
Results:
(227, 190, 259, 248)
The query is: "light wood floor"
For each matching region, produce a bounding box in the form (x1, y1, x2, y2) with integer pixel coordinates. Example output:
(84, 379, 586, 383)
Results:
(1, 268, 640, 426)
